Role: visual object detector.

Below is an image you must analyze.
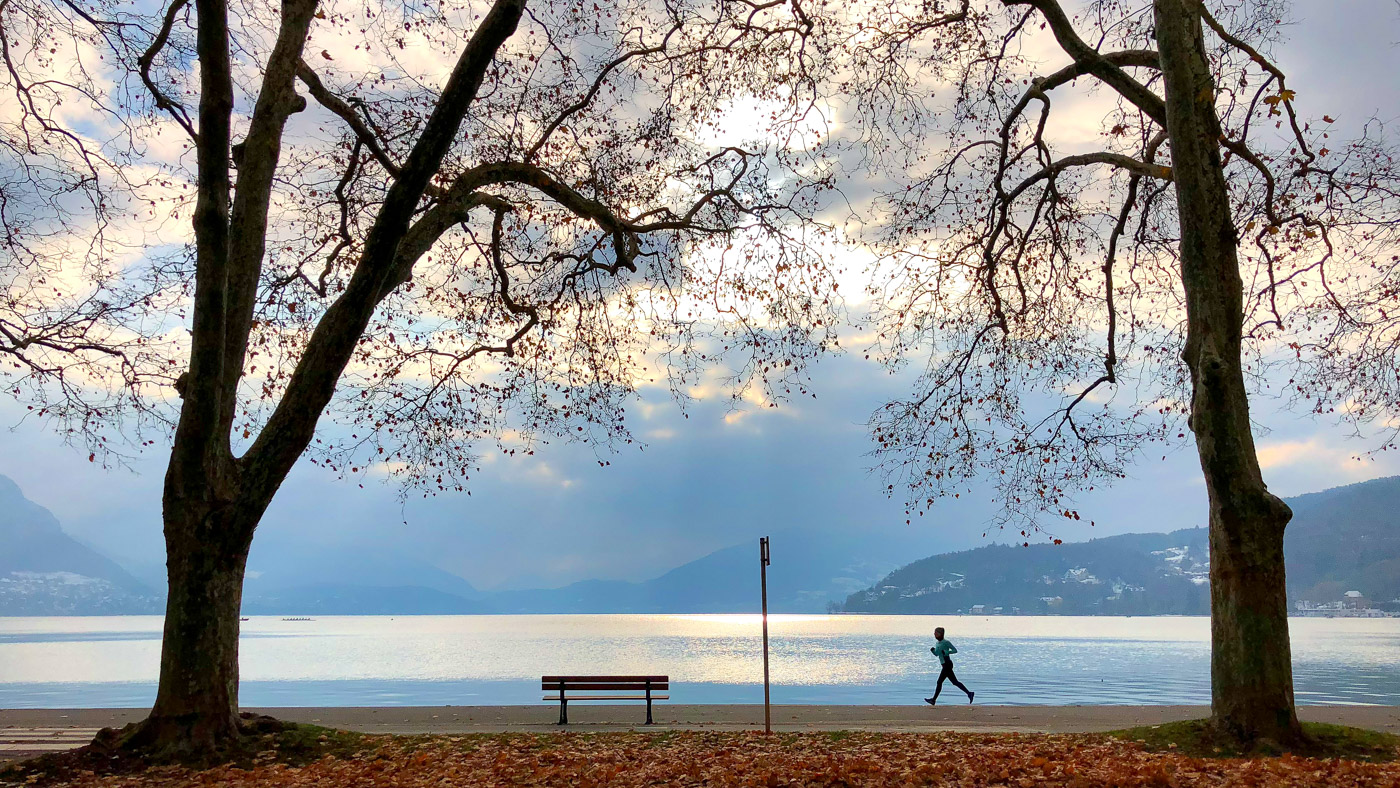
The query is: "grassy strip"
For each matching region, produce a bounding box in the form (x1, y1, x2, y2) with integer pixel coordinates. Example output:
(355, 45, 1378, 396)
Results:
(0, 720, 375, 785)
(1107, 719, 1400, 762)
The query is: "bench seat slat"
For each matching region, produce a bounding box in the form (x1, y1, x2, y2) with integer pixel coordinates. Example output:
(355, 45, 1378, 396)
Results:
(543, 695, 670, 701)
(542, 683, 669, 691)
(542, 675, 667, 682)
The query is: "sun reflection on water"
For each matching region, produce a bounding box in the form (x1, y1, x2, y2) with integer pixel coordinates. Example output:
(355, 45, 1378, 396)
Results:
(2, 615, 1399, 707)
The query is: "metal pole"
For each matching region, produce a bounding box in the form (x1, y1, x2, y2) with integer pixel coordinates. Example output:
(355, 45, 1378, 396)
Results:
(760, 536, 771, 734)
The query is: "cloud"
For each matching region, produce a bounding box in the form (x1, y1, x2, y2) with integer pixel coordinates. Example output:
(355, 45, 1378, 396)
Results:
(1257, 437, 1376, 479)
(1257, 440, 1317, 469)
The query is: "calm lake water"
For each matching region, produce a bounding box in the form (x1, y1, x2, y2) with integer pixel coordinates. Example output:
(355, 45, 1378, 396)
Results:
(2, 615, 1398, 708)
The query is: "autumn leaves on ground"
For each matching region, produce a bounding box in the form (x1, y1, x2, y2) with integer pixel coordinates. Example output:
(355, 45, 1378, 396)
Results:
(6, 728, 1400, 787)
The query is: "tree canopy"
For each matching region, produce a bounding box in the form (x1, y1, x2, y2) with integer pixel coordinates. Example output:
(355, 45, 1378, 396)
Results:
(813, 0, 1400, 530)
(0, 0, 838, 487)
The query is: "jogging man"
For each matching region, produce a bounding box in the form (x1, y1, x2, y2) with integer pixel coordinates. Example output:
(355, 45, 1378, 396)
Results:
(926, 626, 974, 705)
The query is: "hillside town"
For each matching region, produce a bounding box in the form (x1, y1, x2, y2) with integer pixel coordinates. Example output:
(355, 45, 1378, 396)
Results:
(1294, 591, 1399, 618)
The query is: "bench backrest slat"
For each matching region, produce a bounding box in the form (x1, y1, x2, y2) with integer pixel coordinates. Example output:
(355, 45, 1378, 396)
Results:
(542, 675, 667, 682)
(542, 682, 669, 691)
(542, 675, 669, 691)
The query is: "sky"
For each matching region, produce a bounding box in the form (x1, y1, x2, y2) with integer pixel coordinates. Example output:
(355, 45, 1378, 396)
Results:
(2, 0, 1399, 592)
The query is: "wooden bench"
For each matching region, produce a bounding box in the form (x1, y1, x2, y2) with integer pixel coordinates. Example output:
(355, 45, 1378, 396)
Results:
(542, 675, 669, 725)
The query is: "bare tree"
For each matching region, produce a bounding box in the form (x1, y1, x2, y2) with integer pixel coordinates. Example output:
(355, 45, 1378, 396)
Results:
(2, 0, 832, 754)
(842, 0, 1400, 745)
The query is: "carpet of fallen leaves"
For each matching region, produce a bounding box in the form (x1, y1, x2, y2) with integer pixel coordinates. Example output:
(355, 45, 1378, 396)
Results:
(19, 731, 1400, 787)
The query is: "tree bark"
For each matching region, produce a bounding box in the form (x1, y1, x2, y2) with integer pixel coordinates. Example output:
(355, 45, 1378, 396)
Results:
(125, 492, 260, 755)
(1154, 0, 1302, 746)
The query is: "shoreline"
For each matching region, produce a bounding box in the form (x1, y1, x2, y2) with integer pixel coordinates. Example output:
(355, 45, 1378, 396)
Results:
(5, 612, 1398, 618)
(5, 705, 1400, 760)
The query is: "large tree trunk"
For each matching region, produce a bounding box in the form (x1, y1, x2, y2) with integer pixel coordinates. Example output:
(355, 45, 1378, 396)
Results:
(1154, 0, 1303, 746)
(123, 491, 260, 756)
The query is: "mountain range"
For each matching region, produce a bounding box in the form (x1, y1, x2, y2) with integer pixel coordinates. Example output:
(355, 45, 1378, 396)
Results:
(838, 475, 1400, 615)
(5, 473, 1400, 616)
(479, 530, 912, 614)
(0, 475, 160, 614)
(0, 473, 914, 615)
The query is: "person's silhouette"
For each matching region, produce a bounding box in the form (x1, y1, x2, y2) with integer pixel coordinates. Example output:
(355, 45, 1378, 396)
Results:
(926, 626, 974, 705)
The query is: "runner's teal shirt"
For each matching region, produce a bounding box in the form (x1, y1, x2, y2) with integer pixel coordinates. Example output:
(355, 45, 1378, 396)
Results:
(933, 639, 958, 665)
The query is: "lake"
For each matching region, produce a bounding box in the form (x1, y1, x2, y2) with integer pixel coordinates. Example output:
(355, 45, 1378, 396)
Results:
(2, 615, 1398, 708)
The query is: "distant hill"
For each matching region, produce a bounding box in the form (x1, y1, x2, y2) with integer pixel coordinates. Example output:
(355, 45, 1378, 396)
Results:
(484, 528, 917, 614)
(0, 474, 159, 614)
(0, 474, 496, 616)
(240, 584, 488, 615)
(839, 476, 1400, 615)
(236, 527, 916, 614)
(240, 535, 488, 614)
(1283, 476, 1400, 605)
(838, 528, 1212, 615)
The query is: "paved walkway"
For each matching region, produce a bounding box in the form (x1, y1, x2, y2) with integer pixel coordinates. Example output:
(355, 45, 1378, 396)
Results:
(5, 705, 1399, 761)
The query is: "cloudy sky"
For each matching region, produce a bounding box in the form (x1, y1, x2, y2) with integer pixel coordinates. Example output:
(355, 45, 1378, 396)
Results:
(2, 0, 1398, 592)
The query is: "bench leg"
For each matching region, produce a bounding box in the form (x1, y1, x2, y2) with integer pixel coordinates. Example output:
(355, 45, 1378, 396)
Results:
(646, 697, 653, 725)
(558, 698, 568, 725)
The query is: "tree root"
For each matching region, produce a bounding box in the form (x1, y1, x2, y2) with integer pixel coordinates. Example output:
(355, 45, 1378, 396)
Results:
(1, 713, 365, 785)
